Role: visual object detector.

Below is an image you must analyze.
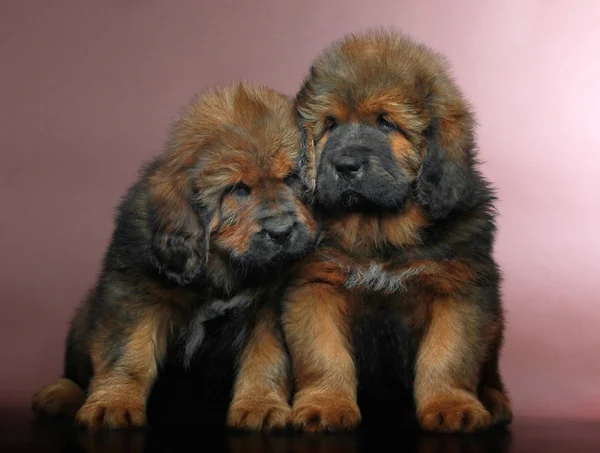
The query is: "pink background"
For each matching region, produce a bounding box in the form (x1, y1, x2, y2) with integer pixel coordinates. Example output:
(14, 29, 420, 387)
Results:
(1, 1, 599, 419)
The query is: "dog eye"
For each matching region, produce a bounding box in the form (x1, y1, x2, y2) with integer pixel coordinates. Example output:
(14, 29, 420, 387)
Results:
(230, 183, 251, 197)
(284, 174, 301, 188)
(325, 116, 338, 132)
(377, 116, 396, 133)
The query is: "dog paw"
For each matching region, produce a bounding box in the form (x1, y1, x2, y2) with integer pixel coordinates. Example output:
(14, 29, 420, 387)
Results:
(227, 395, 292, 431)
(292, 393, 361, 432)
(31, 378, 85, 418)
(75, 397, 146, 429)
(418, 392, 492, 433)
(480, 387, 513, 426)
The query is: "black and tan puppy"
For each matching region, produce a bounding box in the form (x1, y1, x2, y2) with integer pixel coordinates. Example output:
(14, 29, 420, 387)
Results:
(31, 82, 318, 430)
(282, 30, 511, 433)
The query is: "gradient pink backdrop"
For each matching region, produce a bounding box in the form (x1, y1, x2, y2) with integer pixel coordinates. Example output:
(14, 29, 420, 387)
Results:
(1, 0, 599, 419)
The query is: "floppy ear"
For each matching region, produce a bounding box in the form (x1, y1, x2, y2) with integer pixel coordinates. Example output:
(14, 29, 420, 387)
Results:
(147, 157, 209, 285)
(416, 102, 479, 220)
(296, 110, 318, 199)
(295, 70, 322, 199)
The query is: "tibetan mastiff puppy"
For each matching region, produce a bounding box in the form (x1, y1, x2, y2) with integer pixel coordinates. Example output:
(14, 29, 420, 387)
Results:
(31, 82, 318, 430)
(282, 30, 512, 433)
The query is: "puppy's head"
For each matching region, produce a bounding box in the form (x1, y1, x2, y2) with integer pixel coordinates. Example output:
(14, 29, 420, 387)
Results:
(148, 83, 318, 285)
(296, 30, 481, 219)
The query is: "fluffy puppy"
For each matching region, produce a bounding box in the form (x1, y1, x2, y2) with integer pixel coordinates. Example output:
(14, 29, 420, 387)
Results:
(282, 30, 511, 433)
(31, 82, 318, 430)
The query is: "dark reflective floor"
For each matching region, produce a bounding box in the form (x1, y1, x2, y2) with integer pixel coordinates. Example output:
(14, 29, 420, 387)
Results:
(2, 410, 599, 453)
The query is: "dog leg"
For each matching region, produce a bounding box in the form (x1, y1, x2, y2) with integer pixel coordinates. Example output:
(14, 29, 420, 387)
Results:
(227, 306, 292, 431)
(415, 297, 493, 433)
(283, 283, 361, 432)
(75, 305, 172, 429)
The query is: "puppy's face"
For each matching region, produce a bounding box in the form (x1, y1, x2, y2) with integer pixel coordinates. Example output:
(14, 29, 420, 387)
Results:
(149, 83, 318, 285)
(313, 105, 420, 212)
(297, 31, 477, 219)
(197, 129, 315, 268)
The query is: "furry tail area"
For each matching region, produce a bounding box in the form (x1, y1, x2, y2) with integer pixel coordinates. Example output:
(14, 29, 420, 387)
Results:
(31, 378, 85, 418)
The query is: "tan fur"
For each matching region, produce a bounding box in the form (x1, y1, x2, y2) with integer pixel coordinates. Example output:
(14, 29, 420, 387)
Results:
(227, 307, 291, 431)
(285, 30, 509, 433)
(414, 298, 491, 432)
(76, 305, 172, 429)
(282, 282, 360, 432)
(324, 203, 428, 255)
(480, 387, 513, 425)
(31, 378, 85, 418)
(31, 83, 319, 431)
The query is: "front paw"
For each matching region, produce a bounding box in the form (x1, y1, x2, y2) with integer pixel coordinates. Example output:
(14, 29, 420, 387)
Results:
(418, 392, 492, 433)
(480, 387, 513, 426)
(227, 395, 292, 431)
(292, 392, 361, 433)
(75, 396, 146, 429)
(32, 378, 85, 418)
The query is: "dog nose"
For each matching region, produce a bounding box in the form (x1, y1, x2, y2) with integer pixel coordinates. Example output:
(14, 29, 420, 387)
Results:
(332, 155, 362, 178)
(263, 217, 295, 244)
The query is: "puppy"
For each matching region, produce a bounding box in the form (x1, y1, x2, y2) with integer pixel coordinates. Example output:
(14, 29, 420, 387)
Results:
(282, 30, 511, 433)
(31, 82, 318, 430)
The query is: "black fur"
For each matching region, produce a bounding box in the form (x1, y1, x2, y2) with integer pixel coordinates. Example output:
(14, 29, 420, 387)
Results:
(290, 30, 510, 429)
(353, 309, 416, 425)
(32, 83, 320, 429)
(316, 124, 411, 211)
(62, 155, 316, 388)
(417, 120, 478, 220)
